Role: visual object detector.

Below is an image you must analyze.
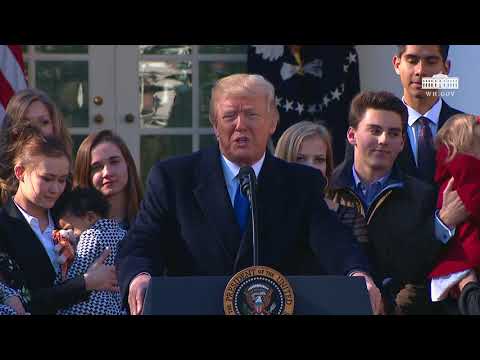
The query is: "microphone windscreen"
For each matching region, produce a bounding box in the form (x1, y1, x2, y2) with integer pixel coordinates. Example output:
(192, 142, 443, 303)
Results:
(238, 166, 255, 197)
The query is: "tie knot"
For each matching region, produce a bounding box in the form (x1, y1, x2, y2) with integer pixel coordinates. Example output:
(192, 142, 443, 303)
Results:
(418, 117, 430, 127)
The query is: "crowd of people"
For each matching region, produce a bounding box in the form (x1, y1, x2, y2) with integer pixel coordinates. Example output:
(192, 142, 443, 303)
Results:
(1, 45, 479, 315)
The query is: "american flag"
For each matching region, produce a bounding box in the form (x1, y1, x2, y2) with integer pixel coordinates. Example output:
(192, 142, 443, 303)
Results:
(0, 45, 28, 127)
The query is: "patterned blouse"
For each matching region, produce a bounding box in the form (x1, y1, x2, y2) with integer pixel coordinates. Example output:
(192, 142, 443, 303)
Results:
(0, 281, 21, 315)
(56, 219, 127, 315)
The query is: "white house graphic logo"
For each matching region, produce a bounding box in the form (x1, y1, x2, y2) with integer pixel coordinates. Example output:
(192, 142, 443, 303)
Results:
(422, 73, 459, 97)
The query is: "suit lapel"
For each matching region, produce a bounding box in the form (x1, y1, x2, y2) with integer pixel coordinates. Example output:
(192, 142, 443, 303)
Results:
(397, 101, 462, 178)
(438, 101, 462, 129)
(401, 132, 418, 175)
(3, 199, 56, 286)
(193, 146, 242, 270)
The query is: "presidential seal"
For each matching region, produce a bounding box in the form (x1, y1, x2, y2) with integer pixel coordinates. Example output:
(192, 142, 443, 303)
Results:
(224, 266, 294, 315)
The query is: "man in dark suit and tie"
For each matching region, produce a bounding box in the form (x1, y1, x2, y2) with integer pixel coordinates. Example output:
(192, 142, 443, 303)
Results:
(117, 73, 382, 315)
(392, 45, 471, 313)
(392, 45, 463, 185)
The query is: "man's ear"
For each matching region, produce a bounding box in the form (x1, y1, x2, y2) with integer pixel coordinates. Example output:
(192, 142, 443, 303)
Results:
(393, 55, 401, 76)
(347, 127, 356, 146)
(269, 110, 279, 136)
(14, 164, 25, 182)
(444, 59, 451, 75)
(213, 122, 220, 140)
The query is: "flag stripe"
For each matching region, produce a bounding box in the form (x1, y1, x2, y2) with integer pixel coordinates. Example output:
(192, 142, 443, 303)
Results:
(0, 104, 6, 125)
(0, 44, 27, 128)
(0, 45, 27, 96)
(7, 45, 26, 72)
(0, 70, 14, 108)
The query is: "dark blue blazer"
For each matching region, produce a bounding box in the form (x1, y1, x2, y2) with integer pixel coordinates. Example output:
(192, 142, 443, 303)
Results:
(396, 101, 463, 181)
(117, 146, 370, 301)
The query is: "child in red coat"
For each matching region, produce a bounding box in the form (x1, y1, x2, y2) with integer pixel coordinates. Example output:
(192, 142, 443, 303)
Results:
(429, 114, 480, 302)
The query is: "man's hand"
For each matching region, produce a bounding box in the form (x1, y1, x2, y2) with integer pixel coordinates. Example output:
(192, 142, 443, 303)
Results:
(128, 273, 151, 315)
(5, 295, 26, 315)
(84, 248, 119, 292)
(351, 271, 384, 315)
(439, 177, 469, 228)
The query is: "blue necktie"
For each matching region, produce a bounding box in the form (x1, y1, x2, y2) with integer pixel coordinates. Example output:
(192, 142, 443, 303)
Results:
(417, 117, 435, 183)
(234, 182, 250, 235)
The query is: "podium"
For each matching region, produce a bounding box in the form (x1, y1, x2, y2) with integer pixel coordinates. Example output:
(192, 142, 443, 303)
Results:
(143, 275, 372, 315)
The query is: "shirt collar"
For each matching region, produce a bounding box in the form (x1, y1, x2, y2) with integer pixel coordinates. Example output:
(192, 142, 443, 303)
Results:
(402, 96, 443, 127)
(221, 153, 265, 184)
(351, 165, 391, 188)
(13, 199, 54, 230)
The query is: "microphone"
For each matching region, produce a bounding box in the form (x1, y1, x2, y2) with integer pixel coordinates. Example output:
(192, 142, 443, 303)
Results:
(238, 166, 259, 266)
(238, 166, 256, 199)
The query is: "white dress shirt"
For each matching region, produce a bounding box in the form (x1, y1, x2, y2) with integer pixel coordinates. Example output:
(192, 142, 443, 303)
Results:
(402, 97, 443, 166)
(220, 154, 265, 206)
(13, 200, 59, 273)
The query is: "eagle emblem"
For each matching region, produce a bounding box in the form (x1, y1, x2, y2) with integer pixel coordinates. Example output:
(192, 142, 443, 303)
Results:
(244, 284, 275, 315)
(224, 266, 294, 315)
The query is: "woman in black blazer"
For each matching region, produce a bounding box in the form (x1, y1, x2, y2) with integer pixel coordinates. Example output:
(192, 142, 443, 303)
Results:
(0, 126, 117, 314)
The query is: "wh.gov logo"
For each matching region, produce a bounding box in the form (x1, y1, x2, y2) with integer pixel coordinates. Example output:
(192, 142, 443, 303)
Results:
(422, 73, 459, 97)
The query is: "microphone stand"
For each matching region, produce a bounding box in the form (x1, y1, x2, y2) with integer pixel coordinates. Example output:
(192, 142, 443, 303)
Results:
(239, 167, 259, 266)
(247, 171, 259, 266)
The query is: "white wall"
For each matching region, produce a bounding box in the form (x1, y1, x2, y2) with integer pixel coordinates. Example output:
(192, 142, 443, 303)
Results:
(356, 45, 480, 115)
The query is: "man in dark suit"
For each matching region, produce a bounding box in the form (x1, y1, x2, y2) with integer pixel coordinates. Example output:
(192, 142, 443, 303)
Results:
(117, 74, 382, 315)
(392, 46, 472, 313)
(392, 45, 463, 185)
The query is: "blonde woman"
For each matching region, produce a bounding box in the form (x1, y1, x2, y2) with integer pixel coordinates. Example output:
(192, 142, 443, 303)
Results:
(275, 121, 368, 246)
(0, 88, 73, 205)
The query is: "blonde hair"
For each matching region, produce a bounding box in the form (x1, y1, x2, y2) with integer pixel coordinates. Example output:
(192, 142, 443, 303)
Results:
(5, 88, 73, 157)
(209, 73, 279, 126)
(275, 120, 335, 181)
(435, 113, 480, 162)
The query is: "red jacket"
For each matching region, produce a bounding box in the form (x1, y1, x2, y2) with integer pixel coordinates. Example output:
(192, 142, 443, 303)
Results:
(429, 145, 480, 278)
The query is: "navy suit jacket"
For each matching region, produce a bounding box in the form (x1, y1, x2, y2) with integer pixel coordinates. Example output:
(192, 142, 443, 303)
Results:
(396, 101, 463, 181)
(117, 146, 370, 302)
